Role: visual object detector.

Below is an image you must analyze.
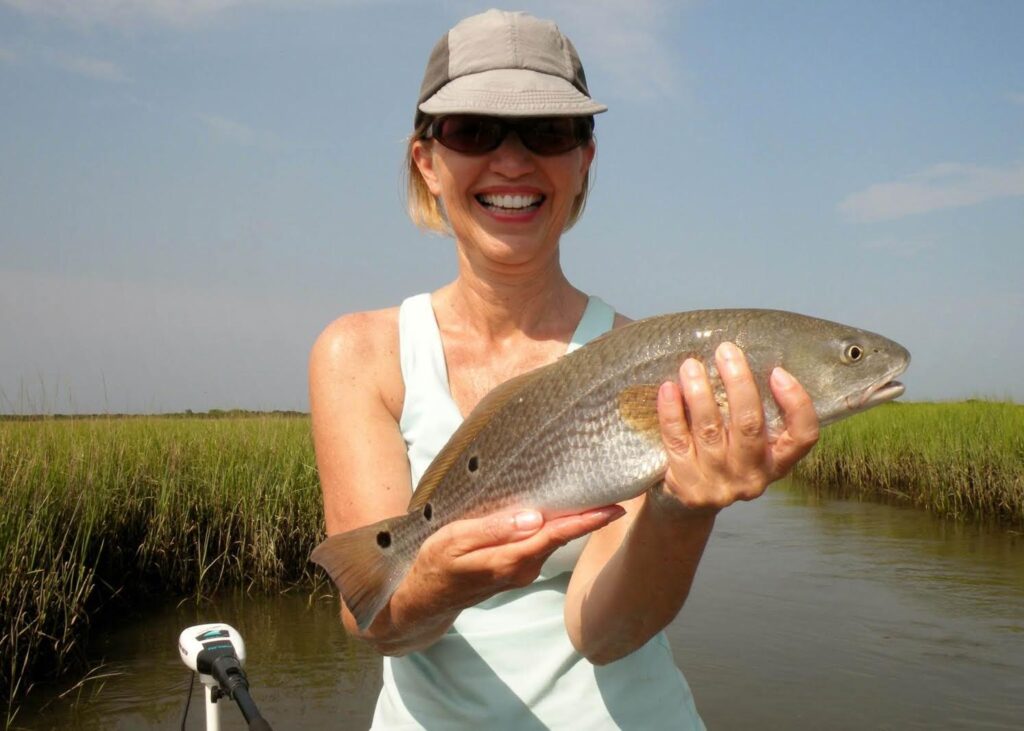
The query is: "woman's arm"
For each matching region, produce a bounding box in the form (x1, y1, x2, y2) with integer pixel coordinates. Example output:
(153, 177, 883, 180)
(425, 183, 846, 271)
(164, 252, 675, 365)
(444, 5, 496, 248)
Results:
(311, 310, 623, 655)
(311, 309, 448, 651)
(564, 342, 820, 664)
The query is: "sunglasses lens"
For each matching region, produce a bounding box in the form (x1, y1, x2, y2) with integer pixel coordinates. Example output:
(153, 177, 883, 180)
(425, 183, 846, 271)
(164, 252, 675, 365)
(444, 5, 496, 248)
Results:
(430, 116, 592, 156)
(432, 116, 504, 154)
(518, 118, 590, 155)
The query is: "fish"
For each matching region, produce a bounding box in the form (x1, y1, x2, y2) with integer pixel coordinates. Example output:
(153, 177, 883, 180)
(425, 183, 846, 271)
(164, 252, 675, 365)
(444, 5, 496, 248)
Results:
(311, 308, 910, 630)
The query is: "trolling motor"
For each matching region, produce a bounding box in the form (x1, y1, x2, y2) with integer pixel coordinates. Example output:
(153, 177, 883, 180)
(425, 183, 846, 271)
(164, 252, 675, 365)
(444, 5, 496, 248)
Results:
(178, 623, 273, 731)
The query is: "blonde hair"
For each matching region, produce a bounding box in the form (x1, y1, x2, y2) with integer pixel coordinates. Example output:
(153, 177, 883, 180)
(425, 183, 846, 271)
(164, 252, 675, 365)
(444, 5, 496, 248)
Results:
(404, 117, 594, 235)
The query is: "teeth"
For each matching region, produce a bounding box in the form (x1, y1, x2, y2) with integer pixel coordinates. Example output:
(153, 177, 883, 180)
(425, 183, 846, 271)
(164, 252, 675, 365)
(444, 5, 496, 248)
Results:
(477, 193, 543, 209)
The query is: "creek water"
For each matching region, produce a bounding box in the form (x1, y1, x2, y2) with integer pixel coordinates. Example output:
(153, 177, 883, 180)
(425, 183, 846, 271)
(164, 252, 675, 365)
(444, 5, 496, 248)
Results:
(13, 482, 1024, 730)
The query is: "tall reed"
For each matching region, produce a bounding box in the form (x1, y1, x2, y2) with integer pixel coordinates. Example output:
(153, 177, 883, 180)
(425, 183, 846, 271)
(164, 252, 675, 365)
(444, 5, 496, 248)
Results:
(0, 415, 324, 724)
(794, 401, 1024, 527)
(3, 402, 1022, 723)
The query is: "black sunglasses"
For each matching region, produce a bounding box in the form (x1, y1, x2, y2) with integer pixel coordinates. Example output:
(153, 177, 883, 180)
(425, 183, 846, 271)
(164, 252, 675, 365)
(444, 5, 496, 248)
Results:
(426, 115, 594, 156)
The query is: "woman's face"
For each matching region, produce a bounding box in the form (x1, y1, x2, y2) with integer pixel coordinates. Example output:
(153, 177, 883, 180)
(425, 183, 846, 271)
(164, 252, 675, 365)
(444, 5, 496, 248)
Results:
(412, 121, 595, 268)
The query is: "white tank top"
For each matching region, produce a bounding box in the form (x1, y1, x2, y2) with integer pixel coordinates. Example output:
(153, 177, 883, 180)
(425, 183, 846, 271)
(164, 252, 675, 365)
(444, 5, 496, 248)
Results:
(371, 293, 705, 730)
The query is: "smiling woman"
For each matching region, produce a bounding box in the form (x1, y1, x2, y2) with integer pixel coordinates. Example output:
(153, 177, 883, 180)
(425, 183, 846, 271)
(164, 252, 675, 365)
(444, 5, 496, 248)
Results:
(403, 53, 599, 236)
(308, 8, 819, 731)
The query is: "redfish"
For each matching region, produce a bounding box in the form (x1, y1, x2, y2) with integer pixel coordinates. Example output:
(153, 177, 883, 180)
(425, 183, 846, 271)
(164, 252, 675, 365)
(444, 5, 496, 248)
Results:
(312, 309, 910, 630)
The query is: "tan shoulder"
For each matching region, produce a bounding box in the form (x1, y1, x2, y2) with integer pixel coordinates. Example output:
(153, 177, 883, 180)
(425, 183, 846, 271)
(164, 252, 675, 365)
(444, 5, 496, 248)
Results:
(309, 307, 403, 416)
(310, 308, 399, 365)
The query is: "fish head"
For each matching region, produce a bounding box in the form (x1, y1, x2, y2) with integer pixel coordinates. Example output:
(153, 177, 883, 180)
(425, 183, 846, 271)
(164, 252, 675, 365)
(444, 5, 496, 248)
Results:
(773, 316, 911, 429)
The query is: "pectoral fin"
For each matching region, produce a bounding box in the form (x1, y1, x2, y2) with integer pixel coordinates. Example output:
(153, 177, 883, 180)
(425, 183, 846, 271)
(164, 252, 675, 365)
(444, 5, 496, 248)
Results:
(617, 384, 663, 443)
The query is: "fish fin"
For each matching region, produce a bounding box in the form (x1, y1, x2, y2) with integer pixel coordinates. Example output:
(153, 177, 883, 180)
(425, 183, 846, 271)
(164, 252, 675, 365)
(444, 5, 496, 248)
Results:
(618, 384, 664, 442)
(310, 515, 416, 631)
(408, 363, 553, 511)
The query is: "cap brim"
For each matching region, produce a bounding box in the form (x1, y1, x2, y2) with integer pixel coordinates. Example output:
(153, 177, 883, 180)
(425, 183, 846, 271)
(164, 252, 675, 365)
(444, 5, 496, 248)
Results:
(419, 68, 607, 117)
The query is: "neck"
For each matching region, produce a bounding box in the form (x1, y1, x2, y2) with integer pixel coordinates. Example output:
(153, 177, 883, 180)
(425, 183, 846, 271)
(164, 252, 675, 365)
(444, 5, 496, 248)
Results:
(436, 240, 586, 343)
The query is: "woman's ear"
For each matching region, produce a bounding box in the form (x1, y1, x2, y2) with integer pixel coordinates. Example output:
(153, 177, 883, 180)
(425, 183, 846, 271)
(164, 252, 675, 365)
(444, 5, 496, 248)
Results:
(412, 140, 443, 197)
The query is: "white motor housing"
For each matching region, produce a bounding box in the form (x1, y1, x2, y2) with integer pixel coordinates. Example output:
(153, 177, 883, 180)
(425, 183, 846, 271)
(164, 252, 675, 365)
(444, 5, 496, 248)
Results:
(178, 623, 246, 686)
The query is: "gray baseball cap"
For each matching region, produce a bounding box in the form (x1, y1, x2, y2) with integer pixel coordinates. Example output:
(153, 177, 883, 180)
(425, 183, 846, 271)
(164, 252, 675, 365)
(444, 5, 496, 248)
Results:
(416, 9, 607, 124)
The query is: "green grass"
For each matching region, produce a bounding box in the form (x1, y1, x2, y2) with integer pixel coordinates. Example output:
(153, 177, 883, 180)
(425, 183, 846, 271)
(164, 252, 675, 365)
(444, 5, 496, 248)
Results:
(793, 401, 1024, 527)
(2, 402, 1022, 724)
(0, 415, 325, 725)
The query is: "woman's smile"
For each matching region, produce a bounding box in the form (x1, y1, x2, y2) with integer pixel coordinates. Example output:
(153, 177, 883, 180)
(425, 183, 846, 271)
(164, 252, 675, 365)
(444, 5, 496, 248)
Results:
(474, 188, 547, 222)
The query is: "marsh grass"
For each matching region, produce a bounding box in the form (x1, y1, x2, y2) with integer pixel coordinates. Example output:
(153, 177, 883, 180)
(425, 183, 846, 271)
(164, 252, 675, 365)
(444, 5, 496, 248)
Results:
(794, 401, 1024, 527)
(2, 402, 1022, 723)
(0, 415, 324, 723)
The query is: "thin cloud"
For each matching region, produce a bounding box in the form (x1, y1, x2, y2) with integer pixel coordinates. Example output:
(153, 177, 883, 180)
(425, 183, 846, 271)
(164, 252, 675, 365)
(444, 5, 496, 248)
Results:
(1005, 91, 1024, 107)
(839, 162, 1024, 223)
(2, 0, 250, 27)
(544, 0, 691, 100)
(860, 236, 935, 259)
(198, 113, 270, 147)
(53, 53, 129, 82)
(0, 0, 369, 28)
(0, 47, 16, 63)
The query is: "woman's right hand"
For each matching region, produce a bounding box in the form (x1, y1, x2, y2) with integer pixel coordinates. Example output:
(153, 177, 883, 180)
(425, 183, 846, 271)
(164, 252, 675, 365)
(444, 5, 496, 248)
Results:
(359, 505, 624, 655)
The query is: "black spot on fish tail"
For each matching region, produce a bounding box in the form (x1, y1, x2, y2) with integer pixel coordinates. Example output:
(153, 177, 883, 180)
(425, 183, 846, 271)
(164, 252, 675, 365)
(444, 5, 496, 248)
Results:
(310, 515, 419, 631)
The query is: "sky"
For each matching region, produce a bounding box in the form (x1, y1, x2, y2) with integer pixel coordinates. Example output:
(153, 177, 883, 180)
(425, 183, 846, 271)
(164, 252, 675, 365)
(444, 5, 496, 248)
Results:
(1, 0, 1021, 414)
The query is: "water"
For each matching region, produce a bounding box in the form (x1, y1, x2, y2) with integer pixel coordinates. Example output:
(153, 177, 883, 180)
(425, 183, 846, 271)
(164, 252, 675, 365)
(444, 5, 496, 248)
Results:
(14, 484, 1024, 730)
(668, 486, 1024, 729)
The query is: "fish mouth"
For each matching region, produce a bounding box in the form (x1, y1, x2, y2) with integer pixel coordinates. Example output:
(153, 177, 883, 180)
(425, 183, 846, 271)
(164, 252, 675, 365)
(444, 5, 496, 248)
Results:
(843, 350, 910, 411)
(851, 380, 905, 409)
(845, 362, 907, 411)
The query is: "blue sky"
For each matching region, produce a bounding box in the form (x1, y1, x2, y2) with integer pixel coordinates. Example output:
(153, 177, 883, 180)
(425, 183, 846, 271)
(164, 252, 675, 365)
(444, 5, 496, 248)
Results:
(1, 0, 1021, 413)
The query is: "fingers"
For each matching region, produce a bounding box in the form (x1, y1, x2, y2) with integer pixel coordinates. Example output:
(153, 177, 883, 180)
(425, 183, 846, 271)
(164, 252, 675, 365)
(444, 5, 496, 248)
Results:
(442, 508, 546, 556)
(767, 367, 820, 478)
(657, 379, 705, 504)
(716, 342, 766, 468)
(678, 357, 727, 468)
(419, 504, 624, 600)
(658, 342, 774, 509)
(435, 504, 624, 563)
(525, 505, 625, 550)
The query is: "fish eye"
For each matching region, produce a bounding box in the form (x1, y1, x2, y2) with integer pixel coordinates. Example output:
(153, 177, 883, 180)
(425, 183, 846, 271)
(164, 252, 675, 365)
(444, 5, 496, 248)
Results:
(467, 455, 480, 473)
(843, 344, 864, 363)
(423, 503, 433, 521)
(376, 530, 392, 549)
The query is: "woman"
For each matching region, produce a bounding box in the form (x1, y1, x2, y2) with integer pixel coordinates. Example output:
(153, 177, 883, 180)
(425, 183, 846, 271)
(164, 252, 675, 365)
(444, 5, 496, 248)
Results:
(310, 9, 819, 729)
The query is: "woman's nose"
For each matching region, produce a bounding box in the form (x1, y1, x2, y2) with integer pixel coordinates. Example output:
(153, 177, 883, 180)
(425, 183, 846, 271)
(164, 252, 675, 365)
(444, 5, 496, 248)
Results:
(487, 132, 535, 177)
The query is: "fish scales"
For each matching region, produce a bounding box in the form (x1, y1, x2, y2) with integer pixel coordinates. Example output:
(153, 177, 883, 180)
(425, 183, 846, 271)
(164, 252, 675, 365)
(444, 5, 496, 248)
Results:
(311, 308, 910, 629)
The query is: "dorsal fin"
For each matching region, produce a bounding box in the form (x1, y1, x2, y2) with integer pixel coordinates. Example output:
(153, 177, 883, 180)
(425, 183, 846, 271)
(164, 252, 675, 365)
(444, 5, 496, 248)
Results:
(407, 362, 554, 511)
(617, 384, 663, 443)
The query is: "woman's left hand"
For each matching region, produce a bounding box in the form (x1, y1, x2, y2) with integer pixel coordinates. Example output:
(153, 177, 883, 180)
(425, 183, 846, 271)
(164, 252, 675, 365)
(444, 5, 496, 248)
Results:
(655, 341, 820, 512)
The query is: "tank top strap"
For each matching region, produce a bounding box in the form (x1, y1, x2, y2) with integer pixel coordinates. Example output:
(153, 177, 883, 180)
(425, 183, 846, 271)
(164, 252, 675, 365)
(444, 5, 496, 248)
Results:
(398, 293, 463, 488)
(398, 293, 449, 399)
(567, 295, 616, 353)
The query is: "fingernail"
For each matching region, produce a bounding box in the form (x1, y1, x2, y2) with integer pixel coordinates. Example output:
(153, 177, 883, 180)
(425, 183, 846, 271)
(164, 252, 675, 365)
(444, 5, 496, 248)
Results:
(658, 382, 674, 401)
(771, 367, 795, 389)
(605, 505, 626, 522)
(586, 506, 625, 525)
(720, 343, 746, 378)
(718, 342, 739, 360)
(683, 358, 702, 379)
(513, 510, 542, 531)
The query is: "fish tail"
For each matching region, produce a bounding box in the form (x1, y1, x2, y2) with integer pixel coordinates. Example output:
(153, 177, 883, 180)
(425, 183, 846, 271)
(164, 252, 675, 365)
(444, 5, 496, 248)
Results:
(310, 515, 417, 631)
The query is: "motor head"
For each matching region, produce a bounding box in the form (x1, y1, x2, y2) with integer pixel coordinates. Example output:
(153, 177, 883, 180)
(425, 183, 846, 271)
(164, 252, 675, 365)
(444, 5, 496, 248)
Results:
(178, 623, 246, 685)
